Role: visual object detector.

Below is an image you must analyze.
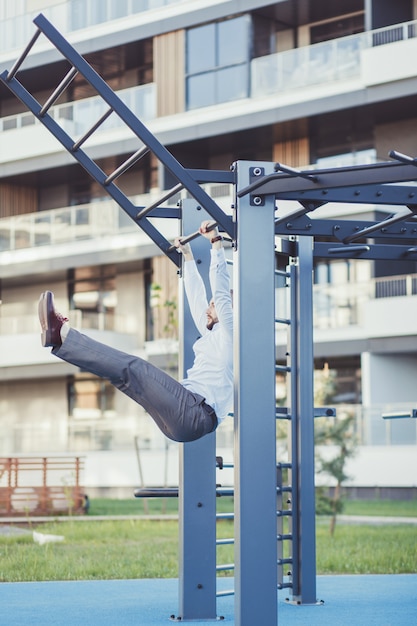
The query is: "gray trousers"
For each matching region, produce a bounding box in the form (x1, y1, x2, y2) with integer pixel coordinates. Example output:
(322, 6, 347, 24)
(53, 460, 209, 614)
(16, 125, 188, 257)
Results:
(54, 328, 217, 442)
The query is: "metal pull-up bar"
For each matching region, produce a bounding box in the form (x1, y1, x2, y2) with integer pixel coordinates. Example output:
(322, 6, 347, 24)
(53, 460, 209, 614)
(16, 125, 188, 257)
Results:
(167, 221, 218, 252)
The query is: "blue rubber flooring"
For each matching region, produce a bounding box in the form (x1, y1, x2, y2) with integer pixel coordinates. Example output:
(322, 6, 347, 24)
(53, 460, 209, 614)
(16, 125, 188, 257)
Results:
(1, 574, 416, 626)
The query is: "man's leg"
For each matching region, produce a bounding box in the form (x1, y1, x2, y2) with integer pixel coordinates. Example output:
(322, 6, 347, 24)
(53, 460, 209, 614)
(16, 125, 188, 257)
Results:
(54, 328, 215, 442)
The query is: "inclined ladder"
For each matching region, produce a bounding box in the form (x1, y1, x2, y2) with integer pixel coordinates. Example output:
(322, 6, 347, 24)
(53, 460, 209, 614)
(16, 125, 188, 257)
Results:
(0, 13, 233, 268)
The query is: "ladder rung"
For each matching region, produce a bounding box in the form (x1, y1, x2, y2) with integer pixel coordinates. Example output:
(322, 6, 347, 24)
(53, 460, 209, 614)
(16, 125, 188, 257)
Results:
(277, 534, 293, 541)
(39, 67, 78, 116)
(275, 364, 291, 373)
(216, 538, 234, 546)
(7, 28, 42, 80)
(216, 513, 234, 520)
(275, 317, 290, 325)
(275, 269, 290, 277)
(276, 407, 291, 420)
(277, 582, 293, 590)
(216, 589, 235, 597)
(136, 183, 184, 220)
(277, 462, 292, 469)
(216, 564, 235, 572)
(277, 510, 292, 517)
(276, 486, 292, 493)
(277, 558, 293, 565)
(105, 146, 150, 185)
(72, 107, 114, 151)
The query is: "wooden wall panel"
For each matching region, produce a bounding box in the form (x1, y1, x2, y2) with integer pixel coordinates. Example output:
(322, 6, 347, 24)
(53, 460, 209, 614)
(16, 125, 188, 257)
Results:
(0, 184, 37, 218)
(154, 30, 185, 117)
(273, 137, 310, 168)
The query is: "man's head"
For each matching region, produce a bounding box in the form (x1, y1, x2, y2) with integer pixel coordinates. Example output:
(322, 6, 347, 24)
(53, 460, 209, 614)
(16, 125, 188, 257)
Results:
(206, 299, 218, 330)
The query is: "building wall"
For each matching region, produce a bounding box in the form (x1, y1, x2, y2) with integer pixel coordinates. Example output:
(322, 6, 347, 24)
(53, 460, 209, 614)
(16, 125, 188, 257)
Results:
(1, 1, 417, 494)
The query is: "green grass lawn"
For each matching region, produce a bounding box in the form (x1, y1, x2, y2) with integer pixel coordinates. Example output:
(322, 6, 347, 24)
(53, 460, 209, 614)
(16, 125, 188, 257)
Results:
(0, 498, 416, 583)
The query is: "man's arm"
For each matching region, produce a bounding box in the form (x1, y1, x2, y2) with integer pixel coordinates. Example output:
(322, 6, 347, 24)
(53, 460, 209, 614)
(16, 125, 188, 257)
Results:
(199, 221, 233, 338)
(174, 235, 208, 335)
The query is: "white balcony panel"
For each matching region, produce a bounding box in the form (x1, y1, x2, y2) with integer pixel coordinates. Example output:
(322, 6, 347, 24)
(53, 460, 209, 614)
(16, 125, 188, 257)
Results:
(362, 37, 417, 87)
(0, 329, 141, 380)
(362, 294, 417, 338)
(0, 125, 65, 164)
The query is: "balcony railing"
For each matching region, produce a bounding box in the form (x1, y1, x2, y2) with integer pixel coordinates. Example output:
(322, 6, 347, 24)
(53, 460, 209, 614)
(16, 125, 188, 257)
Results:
(251, 19, 417, 98)
(0, 182, 232, 253)
(0, 1, 185, 54)
(0, 83, 155, 135)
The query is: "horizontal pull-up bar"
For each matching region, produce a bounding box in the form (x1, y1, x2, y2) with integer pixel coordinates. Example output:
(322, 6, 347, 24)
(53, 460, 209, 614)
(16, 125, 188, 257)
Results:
(274, 162, 319, 183)
(134, 486, 233, 498)
(343, 207, 415, 244)
(382, 409, 417, 419)
(167, 220, 217, 252)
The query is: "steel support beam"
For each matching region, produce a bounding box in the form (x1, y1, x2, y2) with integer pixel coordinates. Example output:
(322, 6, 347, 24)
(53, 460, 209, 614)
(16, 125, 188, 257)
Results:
(290, 237, 318, 604)
(177, 200, 218, 621)
(233, 162, 278, 625)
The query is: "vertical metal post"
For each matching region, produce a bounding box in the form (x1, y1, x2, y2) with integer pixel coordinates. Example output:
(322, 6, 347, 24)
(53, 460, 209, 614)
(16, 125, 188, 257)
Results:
(234, 162, 278, 626)
(290, 236, 318, 604)
(177, 200, 218, 621)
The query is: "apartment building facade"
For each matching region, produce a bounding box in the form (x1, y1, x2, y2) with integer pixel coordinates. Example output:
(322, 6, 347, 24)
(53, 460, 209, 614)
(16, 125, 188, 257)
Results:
(0, 0, 416, 496)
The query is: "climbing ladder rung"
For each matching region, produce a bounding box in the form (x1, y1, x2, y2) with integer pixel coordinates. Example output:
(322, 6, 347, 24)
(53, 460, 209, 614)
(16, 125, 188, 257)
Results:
(276, 486, 292, 494)
(105, 146, 150, 185)
(277, 582, 293, 590)
(216, 538, 234, 546)
(72, 107, 114, 151)
(275, 317, 290, 325)
(277, 510, 292, 517)
(276, 407, 290, 419)
(277, 558, 293, 565)
(277, 462, 292, 470)
(275, 268, 290, 277)
(216, 564, 235, 572)
(216, 513, 234, 520)
(39, 66, 78, 116)
(216, 589, 235, 598)
(276, 364, 291, 373)
(136, 183, 184, 220)
(277, 534, 293, 541)
(6, 28, 42, 80)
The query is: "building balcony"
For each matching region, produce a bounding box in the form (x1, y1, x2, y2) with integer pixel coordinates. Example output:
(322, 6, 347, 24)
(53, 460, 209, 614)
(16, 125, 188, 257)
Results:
(0, 84, 155, 168)
(273, 273, 417, 350)
(0, 0, 185, 57)
(2, 20, 417, 168)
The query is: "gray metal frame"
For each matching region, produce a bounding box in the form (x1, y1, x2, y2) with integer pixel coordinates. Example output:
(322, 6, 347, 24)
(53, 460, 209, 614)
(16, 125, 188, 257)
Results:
(177, 201, 218, 621)
(3, 13, 417, 626)
(234, 162, 278, 625)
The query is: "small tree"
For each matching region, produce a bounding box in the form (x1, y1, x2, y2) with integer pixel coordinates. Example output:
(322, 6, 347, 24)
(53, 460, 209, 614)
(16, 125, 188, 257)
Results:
(315, 414, 357, 535)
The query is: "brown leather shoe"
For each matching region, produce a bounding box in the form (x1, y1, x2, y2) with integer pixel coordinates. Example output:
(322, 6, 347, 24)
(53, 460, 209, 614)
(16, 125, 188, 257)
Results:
(38, 291, 68, 348)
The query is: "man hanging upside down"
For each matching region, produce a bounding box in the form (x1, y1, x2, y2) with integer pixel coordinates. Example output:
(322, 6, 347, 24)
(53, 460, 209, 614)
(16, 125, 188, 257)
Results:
(38, 221, 233, 442)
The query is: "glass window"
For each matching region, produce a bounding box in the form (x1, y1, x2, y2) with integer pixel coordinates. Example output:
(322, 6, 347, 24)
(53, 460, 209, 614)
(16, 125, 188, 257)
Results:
(69, 265, 116, 331)
(187, 73, 216, 109)
(187, 23, 216, 74)
(217, 65, 248, 103)
(186, 16, 250, 110)
(69, 0, 87, 30)
(218, 17, 249, 66)
(69, 377, 115, 419)
(90, 0, 107, 25)
(110, 0, 129, 20)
